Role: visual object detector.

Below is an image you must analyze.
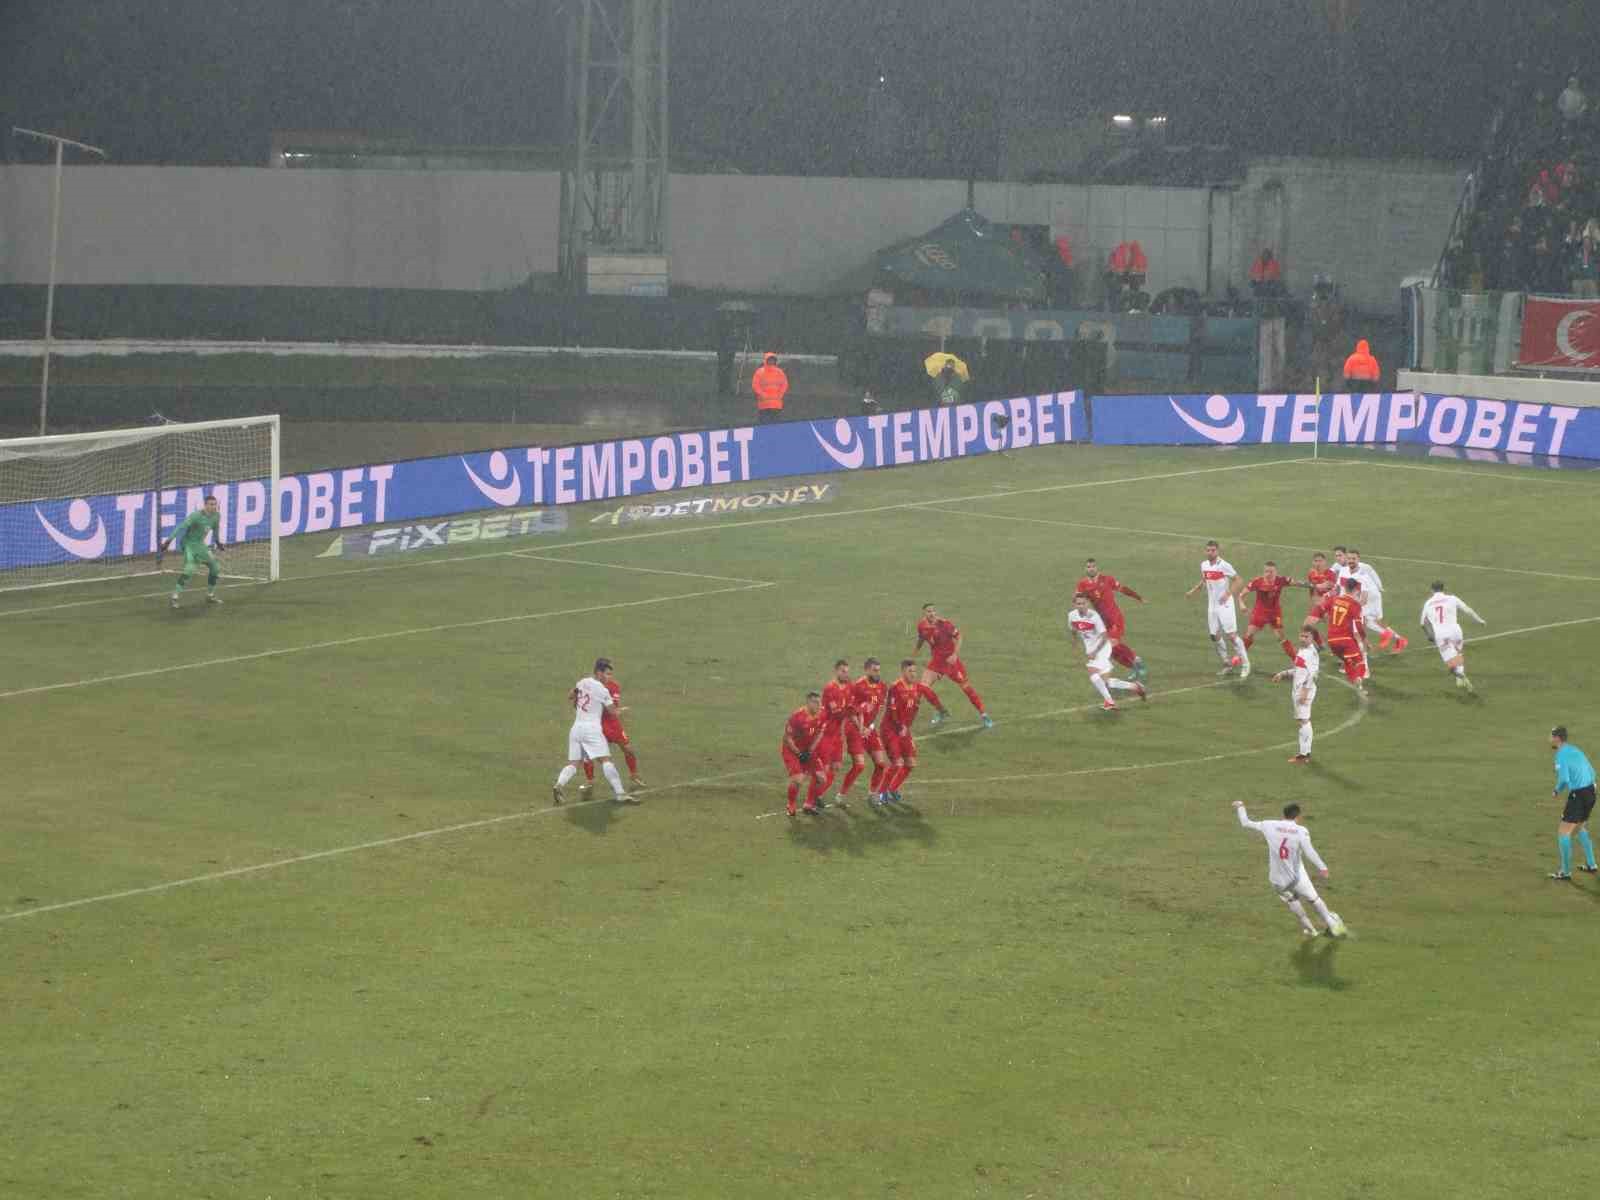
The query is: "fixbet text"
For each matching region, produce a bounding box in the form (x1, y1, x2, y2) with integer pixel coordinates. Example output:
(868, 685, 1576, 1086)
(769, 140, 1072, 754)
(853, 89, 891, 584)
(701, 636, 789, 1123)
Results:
(320, 508, 568, 558)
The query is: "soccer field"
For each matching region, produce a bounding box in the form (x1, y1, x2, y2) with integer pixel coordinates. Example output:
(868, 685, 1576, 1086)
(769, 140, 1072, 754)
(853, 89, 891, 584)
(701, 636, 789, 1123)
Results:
(5, 442, 1600, 1199)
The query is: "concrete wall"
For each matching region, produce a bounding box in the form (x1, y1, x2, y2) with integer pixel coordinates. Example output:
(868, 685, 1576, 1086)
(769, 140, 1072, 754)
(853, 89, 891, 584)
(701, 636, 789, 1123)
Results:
(1230, 158, 1467, 314)
(0, 167, 561, 290)
(1398, 370, 1600, 407)
(0, 159, 1462, 312)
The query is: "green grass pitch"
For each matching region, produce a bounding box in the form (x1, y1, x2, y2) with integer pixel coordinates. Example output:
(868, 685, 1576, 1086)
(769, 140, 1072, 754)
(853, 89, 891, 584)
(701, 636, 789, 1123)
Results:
(4, 441, 1600, 1198)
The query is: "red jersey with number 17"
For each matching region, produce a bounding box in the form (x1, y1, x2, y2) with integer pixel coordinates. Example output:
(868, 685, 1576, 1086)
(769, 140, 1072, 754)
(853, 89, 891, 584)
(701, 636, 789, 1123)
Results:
(1320, 594, 1365, 641)
(1245, 574, 1298, 617)
(885, 679, 941, 734)
(917, 617, 960, 663)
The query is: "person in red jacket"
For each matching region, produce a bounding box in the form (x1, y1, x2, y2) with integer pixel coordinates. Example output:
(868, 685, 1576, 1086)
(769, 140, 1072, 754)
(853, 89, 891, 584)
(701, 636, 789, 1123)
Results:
(1249, 248, 1284, 298)
(752, 352, 788, 422)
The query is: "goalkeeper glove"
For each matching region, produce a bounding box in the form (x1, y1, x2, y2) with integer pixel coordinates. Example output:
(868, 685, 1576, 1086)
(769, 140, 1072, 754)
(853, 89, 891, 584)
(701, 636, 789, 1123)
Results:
(797, 750, 810, 764)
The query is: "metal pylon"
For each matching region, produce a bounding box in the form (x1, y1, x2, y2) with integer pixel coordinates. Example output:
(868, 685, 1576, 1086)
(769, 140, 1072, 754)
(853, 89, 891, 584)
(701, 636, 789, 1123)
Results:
(559, 0, 670, 282)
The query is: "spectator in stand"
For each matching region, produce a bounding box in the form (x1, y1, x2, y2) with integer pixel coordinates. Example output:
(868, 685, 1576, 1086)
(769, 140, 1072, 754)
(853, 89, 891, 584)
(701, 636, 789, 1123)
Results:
(1249, 249, 1285, 298)
(1568, 220, 1600, 296)
(1530, 234, 1565, 293)
(1309, 277, 1345, 388)
(1341, 339, 1380, 392)
(1559, 76, 1589, 137)
(1493, 219, 1531, 291)
(1051, 234, 1076, 306)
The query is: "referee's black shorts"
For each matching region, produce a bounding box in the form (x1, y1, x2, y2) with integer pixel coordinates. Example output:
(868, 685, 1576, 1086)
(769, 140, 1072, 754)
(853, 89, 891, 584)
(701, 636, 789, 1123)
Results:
(1562, 784, 1597, 825)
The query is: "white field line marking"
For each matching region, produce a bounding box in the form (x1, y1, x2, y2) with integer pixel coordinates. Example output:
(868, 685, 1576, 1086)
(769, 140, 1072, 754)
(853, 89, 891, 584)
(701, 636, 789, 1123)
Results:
(508, 552, 770, 586)
(1311, 456, 1600, 485)
(0, 763, 772, 925)
(0, 583, 772, 701)
(4, 612, 1581, 923)
(913, 504, 1600, 584)
(1475, 614, 1600, 642)
(0, 455, 1313, 618)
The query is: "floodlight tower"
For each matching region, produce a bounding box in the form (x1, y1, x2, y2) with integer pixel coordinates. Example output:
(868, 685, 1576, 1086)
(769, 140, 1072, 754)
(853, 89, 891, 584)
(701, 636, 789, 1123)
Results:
(559, 0, 670, 285)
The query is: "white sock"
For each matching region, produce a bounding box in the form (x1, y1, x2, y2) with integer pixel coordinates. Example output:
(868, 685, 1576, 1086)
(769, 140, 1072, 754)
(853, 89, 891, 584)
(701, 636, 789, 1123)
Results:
(1452, 665, 1465, 677)
(1213, 637, 1231, 663)
(1091, 674, 1113, 702)
(1298, 723, 1313, 756)
(1283, 897, 1316, 934)
(1107, 678, 1137, 691)
(1310, 896, 1337, 927)
(1235, 641, 1251, 668)
(602, 760, 627, 798)
(556, 764, 577, 787)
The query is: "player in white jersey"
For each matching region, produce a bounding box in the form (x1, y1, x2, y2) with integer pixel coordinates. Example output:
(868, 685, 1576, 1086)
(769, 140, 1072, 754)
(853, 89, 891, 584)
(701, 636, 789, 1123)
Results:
(1271, 629, 1320, 764)
(1067, 594, 1147, 710)
(1185, 539, 1251, 678)
(553, 657, 636, 805)
(1343, 548, 1407, 653)
(1232, 800, 1349, 938)
(1419, 581, 1486, 691)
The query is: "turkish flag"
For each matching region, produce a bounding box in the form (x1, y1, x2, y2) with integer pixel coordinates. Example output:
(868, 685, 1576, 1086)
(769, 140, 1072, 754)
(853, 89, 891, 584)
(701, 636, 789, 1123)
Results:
(1516, 296, 1600, 372)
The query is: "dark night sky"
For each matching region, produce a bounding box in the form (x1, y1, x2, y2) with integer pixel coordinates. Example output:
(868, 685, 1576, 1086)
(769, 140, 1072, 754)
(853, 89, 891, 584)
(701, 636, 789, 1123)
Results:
(1, 0, 1595, 172)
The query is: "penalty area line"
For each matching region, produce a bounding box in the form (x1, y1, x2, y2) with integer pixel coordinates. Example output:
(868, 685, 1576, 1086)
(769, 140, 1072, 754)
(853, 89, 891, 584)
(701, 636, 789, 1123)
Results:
(0, 582, 773, 701)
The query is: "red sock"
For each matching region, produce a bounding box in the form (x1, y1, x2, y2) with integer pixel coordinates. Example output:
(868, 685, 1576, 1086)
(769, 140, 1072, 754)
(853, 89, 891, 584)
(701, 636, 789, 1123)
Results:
(1110, 642, 1137, 669)
(1242, 632, 1255, 649)
(890, 764, 913, 792)
(868, 764, 886, 793)
(1281, 639, 1296, 660)
(623, 749, 638, 775)
(786, 781, 800, 804)
(582, 760, 595, 781)
(840, 762, 864, 794)
(960, 683, 985, 713)
(805, 775, 827, 806)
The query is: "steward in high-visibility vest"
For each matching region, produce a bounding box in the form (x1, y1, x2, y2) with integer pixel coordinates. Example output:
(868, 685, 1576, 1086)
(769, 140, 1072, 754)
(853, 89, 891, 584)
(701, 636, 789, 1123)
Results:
(752, 352, 789, 422)
(1341, 339, 1380, 389)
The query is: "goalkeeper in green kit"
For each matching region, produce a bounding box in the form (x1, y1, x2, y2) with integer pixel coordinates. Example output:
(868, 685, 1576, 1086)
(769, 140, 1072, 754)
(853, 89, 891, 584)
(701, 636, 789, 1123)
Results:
(159, 495, 226, 608)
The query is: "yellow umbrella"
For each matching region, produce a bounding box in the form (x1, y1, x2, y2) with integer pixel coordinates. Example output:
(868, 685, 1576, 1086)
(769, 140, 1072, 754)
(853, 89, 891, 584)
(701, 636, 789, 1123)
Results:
(923, 352, 970, 381)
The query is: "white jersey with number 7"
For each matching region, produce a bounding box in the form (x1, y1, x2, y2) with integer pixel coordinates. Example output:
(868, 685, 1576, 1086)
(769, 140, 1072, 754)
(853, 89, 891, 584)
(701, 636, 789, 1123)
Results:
(1236, 805, 1328, 889)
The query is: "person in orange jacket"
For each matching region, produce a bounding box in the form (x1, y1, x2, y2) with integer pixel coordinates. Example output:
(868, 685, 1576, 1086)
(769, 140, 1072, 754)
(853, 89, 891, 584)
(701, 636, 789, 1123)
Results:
(1342, 339, 1380, 391)
(1249, 248, 1284, 298)
(752, 352, 789, 422)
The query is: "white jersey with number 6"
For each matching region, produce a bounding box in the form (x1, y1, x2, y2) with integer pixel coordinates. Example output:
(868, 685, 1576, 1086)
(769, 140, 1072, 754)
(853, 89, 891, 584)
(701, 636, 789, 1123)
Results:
(1236, 805, 1328, 891)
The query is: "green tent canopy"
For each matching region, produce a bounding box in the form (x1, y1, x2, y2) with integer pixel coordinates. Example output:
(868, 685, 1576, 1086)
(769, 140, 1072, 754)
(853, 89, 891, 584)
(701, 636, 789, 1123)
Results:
(875, 208, 1048, 304)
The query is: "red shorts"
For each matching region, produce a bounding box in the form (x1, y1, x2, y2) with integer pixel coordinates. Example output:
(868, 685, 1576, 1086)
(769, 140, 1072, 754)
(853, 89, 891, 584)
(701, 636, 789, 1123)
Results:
(848, 726, 884, 756)
(781, 747, 817, 776)
(882, 730, 917, 762)
(1102, 611, 1126, 639)
(816, 732, 844, 765)
(1249, 608, 1283, 632)
(925, 656, 968, 685)
(1327, 636, 1367, 679)
(601, 718, 628, 745)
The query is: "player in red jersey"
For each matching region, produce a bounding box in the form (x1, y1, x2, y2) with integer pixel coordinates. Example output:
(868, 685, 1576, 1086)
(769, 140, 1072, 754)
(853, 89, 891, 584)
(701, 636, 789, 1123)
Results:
(781, 691, 828, 817)
(1075, 558, 1148, 681)
(1241, 561, 1301, 661)
(878, 659, 948, 806)
(1312, 578, 1369, 692)
(1301, 552, 1335, 647)
(813, 659, 856, 809)
(837, 656, 890, 805)
(579, 662, 643, 796)
(914, 604, 994, 729)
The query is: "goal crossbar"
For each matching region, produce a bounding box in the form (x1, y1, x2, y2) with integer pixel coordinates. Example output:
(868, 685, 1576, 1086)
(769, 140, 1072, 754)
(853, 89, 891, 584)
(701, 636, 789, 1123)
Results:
(0, 414, 281, 592)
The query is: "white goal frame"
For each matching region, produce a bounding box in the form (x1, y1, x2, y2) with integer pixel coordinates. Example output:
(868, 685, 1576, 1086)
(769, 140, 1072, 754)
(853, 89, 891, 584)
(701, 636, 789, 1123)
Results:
(0, 414, 281, 591)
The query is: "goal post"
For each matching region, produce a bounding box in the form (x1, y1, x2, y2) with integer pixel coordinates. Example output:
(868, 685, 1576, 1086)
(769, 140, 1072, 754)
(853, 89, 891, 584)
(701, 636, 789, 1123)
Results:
(0, 414, 281, 592)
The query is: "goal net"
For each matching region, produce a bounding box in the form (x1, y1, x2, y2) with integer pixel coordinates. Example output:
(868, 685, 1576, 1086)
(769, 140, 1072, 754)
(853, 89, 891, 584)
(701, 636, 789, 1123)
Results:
(0, 415, 280, 592)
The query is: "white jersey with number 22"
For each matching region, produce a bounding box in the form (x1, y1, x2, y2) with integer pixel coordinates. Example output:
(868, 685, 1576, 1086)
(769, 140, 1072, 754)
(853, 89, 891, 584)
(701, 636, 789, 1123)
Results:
(570, 677, 613, 732)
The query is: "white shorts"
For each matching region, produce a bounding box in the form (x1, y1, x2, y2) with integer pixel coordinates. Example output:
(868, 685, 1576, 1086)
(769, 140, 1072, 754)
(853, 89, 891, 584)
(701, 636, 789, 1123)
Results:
(1362, 592, 1385, 622)
(568, 726, 610, 762)
(1433, 624, 1463, 662)
(1274, 869, 1320, 904)
(1292, 684, 1317, 720)
(1208, 603, 1238, 636)
(1086, 644, 1113, 674)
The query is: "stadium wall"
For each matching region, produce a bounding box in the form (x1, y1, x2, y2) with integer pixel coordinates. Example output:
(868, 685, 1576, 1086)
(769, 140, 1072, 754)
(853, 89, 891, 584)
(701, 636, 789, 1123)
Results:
(0, 160, 1460, 311)
(1396, 371, 1600, 408)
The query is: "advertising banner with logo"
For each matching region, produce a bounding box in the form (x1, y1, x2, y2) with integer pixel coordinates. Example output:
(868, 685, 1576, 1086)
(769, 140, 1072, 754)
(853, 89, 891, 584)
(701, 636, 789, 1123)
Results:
(3, 393, 1079, 570)
(1516, 296, 1600, 373)
(1090, 392, 1600, 459)
(1405, 285, 1522, 374)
